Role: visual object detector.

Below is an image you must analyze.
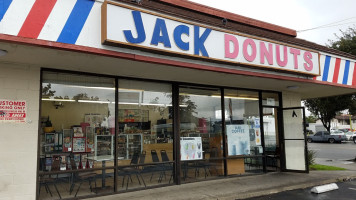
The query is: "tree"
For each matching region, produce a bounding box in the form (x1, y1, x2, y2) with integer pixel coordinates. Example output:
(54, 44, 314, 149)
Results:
(42, 83, 56, 98)
(305, 115, 317, 124)
(328, 26, 356, 55)
(304, 95, 352, 132)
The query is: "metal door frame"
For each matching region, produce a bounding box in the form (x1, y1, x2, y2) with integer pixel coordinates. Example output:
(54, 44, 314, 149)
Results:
(281, 107, 309, 173)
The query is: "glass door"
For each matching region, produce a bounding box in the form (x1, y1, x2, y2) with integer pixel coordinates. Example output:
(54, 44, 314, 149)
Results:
(262, 107, 280, 172)
(282, 107, 308, 172)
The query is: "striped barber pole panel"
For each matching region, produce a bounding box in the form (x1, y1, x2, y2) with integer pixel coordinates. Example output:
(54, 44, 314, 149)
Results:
(316, 54, 356, 87)
(0, 0, 96, 45)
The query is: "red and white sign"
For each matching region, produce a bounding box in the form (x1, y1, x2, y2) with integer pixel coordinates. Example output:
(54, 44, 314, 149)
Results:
(0, 100, 27, 123)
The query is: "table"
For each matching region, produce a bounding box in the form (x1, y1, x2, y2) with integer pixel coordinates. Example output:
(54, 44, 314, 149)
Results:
(87, 155, 124, 187)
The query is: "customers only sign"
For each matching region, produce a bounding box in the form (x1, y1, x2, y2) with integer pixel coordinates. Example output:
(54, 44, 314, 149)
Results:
(0, 100, 27, 123)
(102, 1, 320, 76)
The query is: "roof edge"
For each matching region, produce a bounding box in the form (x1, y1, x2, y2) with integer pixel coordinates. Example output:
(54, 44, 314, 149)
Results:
(158, 0, 297, 37)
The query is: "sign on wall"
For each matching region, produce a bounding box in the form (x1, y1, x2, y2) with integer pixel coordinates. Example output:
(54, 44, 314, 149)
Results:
(0, 99, 27, 123)
(226, 125, 250, 155)
(180, 137, 203, 160)
(102, 1, 320, 76)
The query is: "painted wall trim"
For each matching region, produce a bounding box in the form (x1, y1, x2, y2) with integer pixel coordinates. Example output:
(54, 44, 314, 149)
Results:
(1, 33, 355, 90)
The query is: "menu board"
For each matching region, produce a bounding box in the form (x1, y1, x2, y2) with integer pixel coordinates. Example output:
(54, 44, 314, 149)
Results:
(180, 137, 203, 160)
(226, 125, 250, 156)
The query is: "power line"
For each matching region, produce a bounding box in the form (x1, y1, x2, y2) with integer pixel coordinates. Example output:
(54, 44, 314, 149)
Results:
(297, 17, 356, 32)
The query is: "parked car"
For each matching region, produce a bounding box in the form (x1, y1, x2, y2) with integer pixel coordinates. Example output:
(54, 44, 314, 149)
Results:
(345, 131, 355, 141)
(307, 131, 347, 143)
(351, 133, 356, 144)
(331, 130, 345, 135)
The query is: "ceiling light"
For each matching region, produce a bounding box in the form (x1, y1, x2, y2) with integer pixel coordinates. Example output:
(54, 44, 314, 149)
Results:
(286, 86, 300, 90)
(42, 99, 75, 102)
(0, 49, 8, 56)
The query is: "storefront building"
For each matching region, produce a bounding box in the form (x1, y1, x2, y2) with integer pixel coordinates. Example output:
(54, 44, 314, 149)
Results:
(1, 0, 356, 199)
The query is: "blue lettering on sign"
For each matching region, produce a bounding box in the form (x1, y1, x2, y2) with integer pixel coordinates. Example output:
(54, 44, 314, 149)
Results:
(123, 11, 212, 57)
(194, 26, 211, 57)
(173, 25, 189, 51)
(231, 126, 245, 134)
(123, 11, 146, 44)
(151, 18, 171, 48)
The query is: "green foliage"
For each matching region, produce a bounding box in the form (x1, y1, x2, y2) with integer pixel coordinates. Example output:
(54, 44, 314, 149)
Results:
(310, 164, 346, 171)
(307, 149, 316, 166)
(42, 83, 56, 98)
(179, 95, 198, 122)
(304, 95, 353, 132)
(306, 115, 317, 123)
(328, 26, 356, 56)
(72, 93, 99, 101)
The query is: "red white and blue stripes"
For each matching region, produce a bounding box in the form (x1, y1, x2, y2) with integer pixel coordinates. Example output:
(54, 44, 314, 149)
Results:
(315, 54, 356, 86)
(0, 0, 95, 44)
(1, 0, 356, 88)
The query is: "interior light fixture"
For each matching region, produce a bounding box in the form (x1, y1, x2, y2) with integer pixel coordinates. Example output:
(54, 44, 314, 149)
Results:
(131, 0, 142, 4)
(0, 49, 8, 57)
(68, 85, 115, 90)
(286, 86, 300, 90)
(222, 18, 228, 25)
(211, 95, 259, 100)
(78, 100, 111, 104)
(118, 102, 188, 107)
(42, 98, 75, 102)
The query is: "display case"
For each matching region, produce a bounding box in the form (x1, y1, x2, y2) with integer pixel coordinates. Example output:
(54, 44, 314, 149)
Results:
(63, 129, 72, 152)
(86, 127, 95, 153)
(44, 133, 55, 153)
(117, 134, 143, 159)
(44, 132, 63, 153)
(94, 135, 114, 156)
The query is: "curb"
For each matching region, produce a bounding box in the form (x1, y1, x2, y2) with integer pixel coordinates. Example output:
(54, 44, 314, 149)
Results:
(233, 175, 356, 199)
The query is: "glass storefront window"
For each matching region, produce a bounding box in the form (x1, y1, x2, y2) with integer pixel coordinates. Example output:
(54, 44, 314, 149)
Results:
(117, 80, 173, 190)
(262, 92, 279, 107)
(39, 72, 115, 199)
(38, 71, 285, 199)
(179, 86, 224, 182)
(224, 89, 262, 174)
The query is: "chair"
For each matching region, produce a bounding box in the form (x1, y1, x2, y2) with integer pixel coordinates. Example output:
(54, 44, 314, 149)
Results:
(141, 150, 165, 183)
(192, 147, 219, 179)
(266, 147, 280, 171)
(39, 159, 61, 199)
(118, 151, 146, 189)
(160, 150, 173, 183)
(69, 159, 97, 197)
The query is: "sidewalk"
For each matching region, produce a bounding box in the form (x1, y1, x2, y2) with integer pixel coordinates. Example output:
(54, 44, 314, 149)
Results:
(88, 170, 356, 200)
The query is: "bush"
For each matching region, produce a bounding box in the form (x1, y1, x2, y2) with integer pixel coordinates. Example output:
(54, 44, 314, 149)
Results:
(308, 149, 316, 166)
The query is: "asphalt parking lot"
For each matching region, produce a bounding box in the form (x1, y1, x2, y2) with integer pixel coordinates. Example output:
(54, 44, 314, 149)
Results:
(246, 179, 356, 200)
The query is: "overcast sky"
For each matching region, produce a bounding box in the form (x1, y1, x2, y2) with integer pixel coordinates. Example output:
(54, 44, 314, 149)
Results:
(190, 0, 356, 46)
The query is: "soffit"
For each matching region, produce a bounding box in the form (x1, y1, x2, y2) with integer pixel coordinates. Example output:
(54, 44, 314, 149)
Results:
(0, 41, 354, 99)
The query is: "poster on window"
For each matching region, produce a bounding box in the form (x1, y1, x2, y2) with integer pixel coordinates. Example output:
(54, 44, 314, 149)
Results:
(180, 137, 203, 160)
(254, 128, 262, 145)
(226, 125, 250, 156)
(0, 100, 27, 123)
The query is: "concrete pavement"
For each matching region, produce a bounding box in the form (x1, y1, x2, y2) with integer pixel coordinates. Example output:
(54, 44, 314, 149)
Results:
(88, 170, 356, 200)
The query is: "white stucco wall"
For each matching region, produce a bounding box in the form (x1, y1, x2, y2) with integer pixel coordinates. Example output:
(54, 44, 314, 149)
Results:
(282, 92, 306, 171)
(282, 92, 302, 108)
(0, 63, 40, 200)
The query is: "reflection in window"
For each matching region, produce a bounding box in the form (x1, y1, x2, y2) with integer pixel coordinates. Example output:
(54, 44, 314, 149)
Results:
(179, 86, 224, 182)
(224, 89, 262, 175)
(117, 80, 174, 190)
(262, 92, 279, 106)
(39, 72, 115, 199)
